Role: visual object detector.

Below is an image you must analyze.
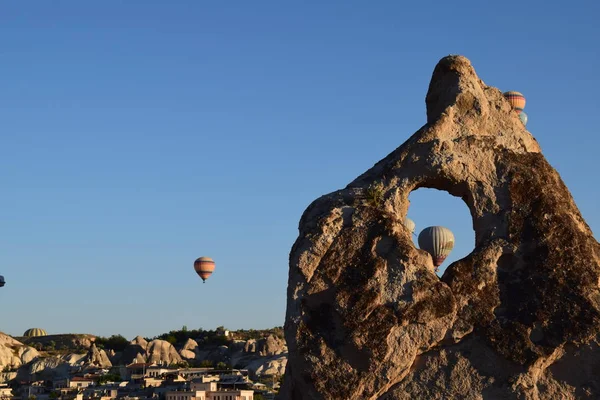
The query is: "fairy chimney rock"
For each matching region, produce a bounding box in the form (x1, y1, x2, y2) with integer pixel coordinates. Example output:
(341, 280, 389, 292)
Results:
(280, 55, 600, 400)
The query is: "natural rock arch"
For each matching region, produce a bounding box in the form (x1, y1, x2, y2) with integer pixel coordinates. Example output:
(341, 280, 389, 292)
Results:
(406, 186, 475, 275)
(280, 55, 600, 400)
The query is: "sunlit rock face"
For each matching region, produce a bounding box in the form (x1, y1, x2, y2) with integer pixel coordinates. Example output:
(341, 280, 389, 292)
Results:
(0, 333, 39, 373)
(280, 55, 600, 400)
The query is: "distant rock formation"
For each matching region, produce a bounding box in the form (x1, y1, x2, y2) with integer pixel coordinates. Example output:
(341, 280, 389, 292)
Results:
(0, 332, 39, 374)
(146, 340, 182, 364)
(87, 344, 112, 368)
(63, 353, 87, 366)
(131, 335, 148, 349)
(244, 335, 286, 357)
(245, 354, 287, 378)
(119, 336, 149, 365)
(179, 339, 199, 360)
(280, 55, 600, 399)
(0, 330, 287, 383)
(24, 355, 75, 382)
(17, 333, 95, 350)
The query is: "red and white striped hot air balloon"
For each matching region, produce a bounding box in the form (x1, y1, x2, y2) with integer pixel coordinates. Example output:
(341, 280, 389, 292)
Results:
(194, 257, 216, 283)
(503, 91, 526, 114)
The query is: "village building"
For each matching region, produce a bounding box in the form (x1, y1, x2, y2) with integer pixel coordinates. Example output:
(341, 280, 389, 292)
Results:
(53, 377, 95, 389)
(166, 382, 253, 400)
(0, 384, 14, 399)
(145, 365, 176, 378)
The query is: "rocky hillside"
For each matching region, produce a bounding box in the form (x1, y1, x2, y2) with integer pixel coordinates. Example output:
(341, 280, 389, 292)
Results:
(107, 334, 287, 378)
(0, 332, 39, 382)
(16, 334, 95, 351)
(0, 328, 287, 383)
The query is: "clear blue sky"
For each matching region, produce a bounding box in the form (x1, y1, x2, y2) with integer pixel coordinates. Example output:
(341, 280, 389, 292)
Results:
(1, 1, 598, 339)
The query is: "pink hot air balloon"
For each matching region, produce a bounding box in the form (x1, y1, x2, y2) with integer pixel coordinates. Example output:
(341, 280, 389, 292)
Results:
(194, 257, 215, 283)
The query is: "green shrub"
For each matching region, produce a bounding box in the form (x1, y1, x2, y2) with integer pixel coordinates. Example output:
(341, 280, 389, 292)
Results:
(365, 182, 385, 208)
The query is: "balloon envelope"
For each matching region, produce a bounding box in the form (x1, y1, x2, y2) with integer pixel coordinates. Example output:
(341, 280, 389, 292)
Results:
(194, 257, 215, 283)
(418, 226, 455, 268)
(24, 328, 47, 337)
(503, 91, 526, 113)
(0, 275, 4, 287)
(403, 217, 416, 235)
(519, 111, 528, 126)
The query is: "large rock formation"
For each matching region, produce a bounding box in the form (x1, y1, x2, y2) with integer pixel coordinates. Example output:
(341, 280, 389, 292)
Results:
(0, 332, 39, 372)
(245, 354, 288, 378)
(117, 337, 182, 365)
(131, 335, 148, 349)
(16, 334, 96, 350)
(179, 338, 199, 360)
(280, 55, 600, 399)
(244, 335, 287, 357)
(87, 344, 112, 368)
(118, 336, 149, 365)
(27, 356, 70, 379)
(145, 340, 182, 364)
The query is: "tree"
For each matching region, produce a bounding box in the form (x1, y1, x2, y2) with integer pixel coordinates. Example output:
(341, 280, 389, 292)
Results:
(199, 360, 213, 368)
(165, 335, 177, 345)
(94, 335, 129, 352)
(97, 373, 121, 385)
(216, 362, 227, 370)
(170, 361, 189, 369)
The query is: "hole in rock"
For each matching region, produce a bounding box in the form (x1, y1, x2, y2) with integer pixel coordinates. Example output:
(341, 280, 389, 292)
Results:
(407, 188, 475, 276)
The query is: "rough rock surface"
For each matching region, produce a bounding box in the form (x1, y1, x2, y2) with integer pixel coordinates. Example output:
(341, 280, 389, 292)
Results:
(17, 334, 96, 350)
(0, 332, 39, 370)
(131, 335, 148, 349)
(63, 353, 88, 366)
(182, 338, 198, 352)
(245, 354, 288, 378)
(145, 340, 182, 364)
(179, 349, 196, 360)
(119, 336, 149, 365)
(27, 356, 70, 379)
(244, 335, 287, 356)
(280, 55, 600, 399)
(180, 338, 199, 360)
(87, 344, 112, 368)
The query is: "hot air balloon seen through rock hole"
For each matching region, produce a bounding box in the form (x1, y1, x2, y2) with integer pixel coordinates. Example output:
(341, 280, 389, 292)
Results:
(194, 257, 215, 283)
(418, 226, 455, 272)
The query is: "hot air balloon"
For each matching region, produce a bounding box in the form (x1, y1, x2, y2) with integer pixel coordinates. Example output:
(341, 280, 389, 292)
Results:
(519, 111, 528, 126)
(24, 328, 47, 337)
(194, 257, 215, 283)
(418, 226, 455, 271)
(503, 91, 526, 114)
(403, 217, 416, 235)
(0, 275, 4, 287)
